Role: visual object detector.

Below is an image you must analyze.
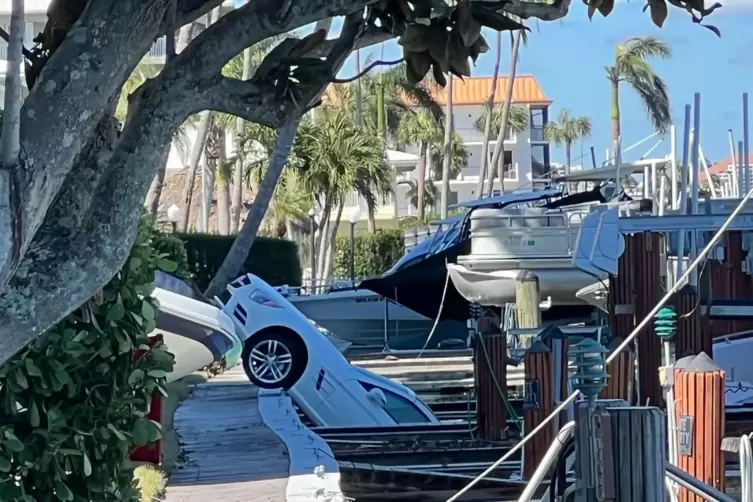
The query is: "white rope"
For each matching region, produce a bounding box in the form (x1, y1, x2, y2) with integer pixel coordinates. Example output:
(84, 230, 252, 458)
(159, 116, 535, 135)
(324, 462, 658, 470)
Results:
(415, 265, 451, 359)
(446, 187, 753, 502)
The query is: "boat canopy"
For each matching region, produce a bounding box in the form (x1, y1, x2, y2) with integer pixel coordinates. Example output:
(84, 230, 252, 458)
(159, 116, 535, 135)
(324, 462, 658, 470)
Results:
(552, 158, 669, 183)
(449, 187, 563, 210)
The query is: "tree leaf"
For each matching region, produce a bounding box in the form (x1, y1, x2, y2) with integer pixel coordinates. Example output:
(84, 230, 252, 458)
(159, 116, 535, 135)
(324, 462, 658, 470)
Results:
(106, 303, 126, 322)
(648, 0, 668, 27)
(55, 480, 74, 501)
(158, 258, 178, 272)
(15, 369, 28, 389)
(128, 369, 145, 386)
(147, 369, 168, 379)
(0, 455, 10, 473)
(141, 301, 156, 322)
(83, 452, 92, 477)
(456, 0, 481, 47)
(107, 424, 126, 442)
(24, 359, 42, 377)
(128, 257, 142, 272)
(397, 24, 433, 53)
(3, 431, 24, 453)
(29, 402, 40, 428)
(131, 418, 150, 447)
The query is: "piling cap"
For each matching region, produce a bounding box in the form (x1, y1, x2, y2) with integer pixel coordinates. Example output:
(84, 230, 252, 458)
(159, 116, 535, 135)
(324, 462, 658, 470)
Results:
(674, 354, 697, 370)
(525, 340, 551, 354)
(687, 352, 722, 372)
(516, 270, 539, 283)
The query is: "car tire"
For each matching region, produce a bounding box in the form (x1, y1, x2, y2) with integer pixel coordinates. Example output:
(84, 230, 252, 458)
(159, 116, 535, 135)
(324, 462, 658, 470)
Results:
(241, 331, 307, 390)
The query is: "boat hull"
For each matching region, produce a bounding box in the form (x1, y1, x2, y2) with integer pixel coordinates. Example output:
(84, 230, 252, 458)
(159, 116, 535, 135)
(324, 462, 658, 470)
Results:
(446, 263, 596, 307)
(288, 289, 466, 350)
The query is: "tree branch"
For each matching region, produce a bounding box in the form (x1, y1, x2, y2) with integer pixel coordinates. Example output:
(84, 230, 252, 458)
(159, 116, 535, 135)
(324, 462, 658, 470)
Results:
(332, 58, 404, 83)
(3, 0, 170, 288)
(0, 26, 34, 60)
(171, 0, 376, 80)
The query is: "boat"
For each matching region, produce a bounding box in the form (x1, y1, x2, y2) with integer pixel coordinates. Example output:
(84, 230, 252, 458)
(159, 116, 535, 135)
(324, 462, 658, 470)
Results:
(279, 222, 470, 350)
(445, 186, 620, 308)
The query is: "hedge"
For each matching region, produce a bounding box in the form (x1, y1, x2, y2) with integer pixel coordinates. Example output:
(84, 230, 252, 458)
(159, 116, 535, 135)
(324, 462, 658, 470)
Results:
(176, 233, 302, 289)
(332, 229, 404, 279)
(0, 216, 177, 501)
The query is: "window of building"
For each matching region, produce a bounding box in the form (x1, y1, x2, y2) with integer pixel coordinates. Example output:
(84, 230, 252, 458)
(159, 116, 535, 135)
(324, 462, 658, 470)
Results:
(531, 144, 551, 178)
(530, 108, 546, 142)
(487, 150, 517, 180)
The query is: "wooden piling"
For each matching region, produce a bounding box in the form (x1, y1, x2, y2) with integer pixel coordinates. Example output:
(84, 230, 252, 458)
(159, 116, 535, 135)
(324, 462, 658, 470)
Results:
(474, 320, 508, 441)
(599, 336, 634, 403)
(522, 340, 554, 480)
(631, 232, 665, 408)
(515, 270, 541, 329)
(674, 284, 710, 359)
(710, 231, 753, 336)
(673, 352, 725, 500)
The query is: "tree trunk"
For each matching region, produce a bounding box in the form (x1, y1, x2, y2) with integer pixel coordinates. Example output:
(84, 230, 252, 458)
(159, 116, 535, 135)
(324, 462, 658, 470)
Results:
(0, 0, 23, 282)
(476, 30, 502, 200)
(367, 209, 376, 232)
(610, 78, 621, 150)
(321, 202, 343, 282)
(216, 128, 230, 235)
(377, 82, 386, 141)
(565, 141, 572, 175)
(143, 19, 194, 219)
(416, 142, 427, 220)
(179, 110, 211, 231)
(316, 203, 332, 282)
(204, 120, 300, 298)
(144, 168, 166, 216)
(231, 4, 254, 234)
(439, 76, 454, 219)
(488, 29, 522, 197)
(201, 119, 221, 232)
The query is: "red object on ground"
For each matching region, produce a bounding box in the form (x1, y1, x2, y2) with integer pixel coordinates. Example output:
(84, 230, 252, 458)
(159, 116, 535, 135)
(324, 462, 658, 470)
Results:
(130, 334, 165, 465)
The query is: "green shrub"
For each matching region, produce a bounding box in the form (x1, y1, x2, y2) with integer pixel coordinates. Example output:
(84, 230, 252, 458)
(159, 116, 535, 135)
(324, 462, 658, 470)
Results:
(0, 216, 176, 501)
(150, 230, 191, 279)
(177, 233, 302, 289)
(332, 229, 404, 279)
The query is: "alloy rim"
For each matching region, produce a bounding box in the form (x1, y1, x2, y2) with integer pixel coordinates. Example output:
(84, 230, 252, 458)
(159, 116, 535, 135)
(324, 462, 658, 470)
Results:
(248, 339, 293, 385)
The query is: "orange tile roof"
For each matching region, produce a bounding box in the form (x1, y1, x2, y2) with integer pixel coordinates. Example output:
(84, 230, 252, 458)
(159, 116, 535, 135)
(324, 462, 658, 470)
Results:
(700, 153, 753, 182)
(427, 75, 551, 106)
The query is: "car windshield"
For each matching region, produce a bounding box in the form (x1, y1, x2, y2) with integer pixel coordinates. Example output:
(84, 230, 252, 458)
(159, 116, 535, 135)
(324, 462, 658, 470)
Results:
(359, 382, 432, 424)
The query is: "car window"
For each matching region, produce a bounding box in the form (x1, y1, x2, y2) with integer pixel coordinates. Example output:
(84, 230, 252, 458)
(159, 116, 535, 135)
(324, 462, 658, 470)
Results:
(359, 382, 431, 423)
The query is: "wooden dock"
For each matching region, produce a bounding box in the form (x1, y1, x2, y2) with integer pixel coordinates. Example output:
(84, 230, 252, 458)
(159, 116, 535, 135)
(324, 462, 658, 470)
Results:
(164, 374, 289, 502)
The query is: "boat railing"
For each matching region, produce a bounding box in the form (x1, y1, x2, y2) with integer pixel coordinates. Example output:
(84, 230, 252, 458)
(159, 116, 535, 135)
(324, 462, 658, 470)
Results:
(279, 278, 358, 297)
(466, 210, 585, 260)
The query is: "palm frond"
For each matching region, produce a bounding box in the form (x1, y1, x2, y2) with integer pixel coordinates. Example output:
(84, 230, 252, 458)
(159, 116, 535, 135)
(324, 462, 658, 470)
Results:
(544, 108, 592, 145)
(472, 103, 529, 136)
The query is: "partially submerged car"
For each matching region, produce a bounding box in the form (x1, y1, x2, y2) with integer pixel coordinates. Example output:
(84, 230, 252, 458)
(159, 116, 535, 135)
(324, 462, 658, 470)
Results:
(215, 274, 440, 427)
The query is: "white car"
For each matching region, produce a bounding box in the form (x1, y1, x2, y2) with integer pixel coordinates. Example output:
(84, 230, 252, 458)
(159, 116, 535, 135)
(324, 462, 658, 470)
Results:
(214, 274, 440, 427)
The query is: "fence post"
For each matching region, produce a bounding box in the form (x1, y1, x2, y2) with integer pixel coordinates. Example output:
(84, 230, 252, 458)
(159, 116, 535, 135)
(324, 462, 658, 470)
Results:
(599, 336, 635, 404)
(474, 313, 508, 441)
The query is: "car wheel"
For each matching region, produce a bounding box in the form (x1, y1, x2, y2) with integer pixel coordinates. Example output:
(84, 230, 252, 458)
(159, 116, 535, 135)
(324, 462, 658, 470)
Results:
(242, 331, 307, 390)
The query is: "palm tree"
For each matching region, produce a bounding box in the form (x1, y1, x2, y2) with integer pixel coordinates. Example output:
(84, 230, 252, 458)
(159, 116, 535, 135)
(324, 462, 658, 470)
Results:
(400, 179, 439, 214)
(477, 31, 502, 199)
(474, 103, 529, 139)
(607, 36, 671, 148)
(430, 132, 468, 180)
(544, 109, 592, 176)
(440, 76, 454, 219)
(487, 29, 524, 197)
(397, 111, 441, 221)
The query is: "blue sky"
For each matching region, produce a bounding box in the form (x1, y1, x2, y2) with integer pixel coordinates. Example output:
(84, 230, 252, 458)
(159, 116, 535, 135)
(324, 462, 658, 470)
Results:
(237, 0, 753, 165)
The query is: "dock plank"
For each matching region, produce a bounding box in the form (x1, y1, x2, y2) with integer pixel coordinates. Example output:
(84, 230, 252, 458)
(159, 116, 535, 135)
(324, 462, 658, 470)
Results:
(164, 376, 289, 502)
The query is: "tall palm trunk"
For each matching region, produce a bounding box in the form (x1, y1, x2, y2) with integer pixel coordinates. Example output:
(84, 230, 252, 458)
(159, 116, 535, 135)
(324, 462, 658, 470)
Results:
(321, 202, 344, 283)
(216, 129, 231, 235)
(610, 77, 621, 149)
(487, 30, 522, 197)
(416, 142, 427, 220)
(440, 76, 454, 219)
(178, 10, 218, 232)
(204, 120, 300, 297)
(231, 3, 254, 234)
(476, 31, 502, 199)
(200, 119, 220, 232)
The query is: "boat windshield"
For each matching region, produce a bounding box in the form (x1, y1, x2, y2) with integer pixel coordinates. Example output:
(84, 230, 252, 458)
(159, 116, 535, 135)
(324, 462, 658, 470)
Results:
(382, 222, 462, 275)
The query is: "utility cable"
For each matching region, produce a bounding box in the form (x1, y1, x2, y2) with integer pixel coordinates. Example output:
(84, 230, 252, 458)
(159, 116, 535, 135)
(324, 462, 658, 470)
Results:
(446, 186, 753, 502)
